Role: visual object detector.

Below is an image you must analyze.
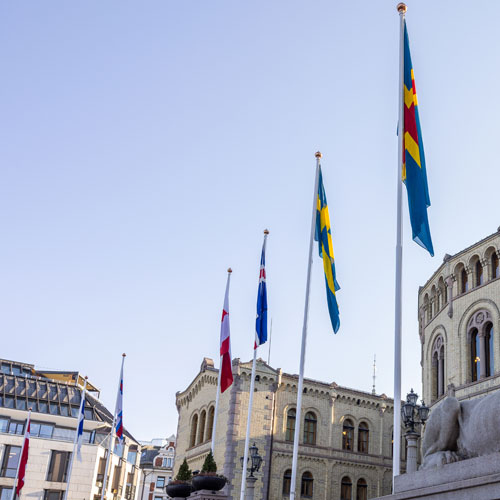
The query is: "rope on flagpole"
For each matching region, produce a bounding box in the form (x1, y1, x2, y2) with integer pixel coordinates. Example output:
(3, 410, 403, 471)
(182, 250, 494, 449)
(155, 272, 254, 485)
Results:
(393, 2, 407, 486)
(289, 152, 321, 500)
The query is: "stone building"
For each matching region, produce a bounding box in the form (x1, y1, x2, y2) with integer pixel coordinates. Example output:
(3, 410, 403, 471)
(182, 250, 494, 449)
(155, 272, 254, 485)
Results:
(418, 228, 500, 407)
(0, 358, 141, 500)
(174, 358, 407, 500)
(138, 436, 175, 500)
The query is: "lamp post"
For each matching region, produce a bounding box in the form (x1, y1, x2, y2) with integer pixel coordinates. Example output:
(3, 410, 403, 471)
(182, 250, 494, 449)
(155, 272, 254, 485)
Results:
(401, 389, 430, 473)
(239, 443, 262, 500)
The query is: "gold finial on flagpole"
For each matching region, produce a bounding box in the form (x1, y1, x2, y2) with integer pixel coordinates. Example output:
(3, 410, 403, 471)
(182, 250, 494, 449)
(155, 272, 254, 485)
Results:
(397, 3, 407, 13)
(122, 353, 126, 357)
(227, 268, 232, 273)
(264, 229, 269, 235)
(315, 151, 322, 159)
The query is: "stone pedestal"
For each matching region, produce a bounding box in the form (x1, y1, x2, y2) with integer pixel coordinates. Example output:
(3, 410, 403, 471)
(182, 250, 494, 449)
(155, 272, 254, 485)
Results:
(244, 476, 257, 500)
(405, 432, 419, 474)
(187, 490, 228, 500)
(373, 452, 500, 499)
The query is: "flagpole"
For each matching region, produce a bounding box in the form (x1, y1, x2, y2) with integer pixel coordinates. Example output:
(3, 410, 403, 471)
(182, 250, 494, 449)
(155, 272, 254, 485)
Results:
(240, 230, 269, 500)
(64, 377, 88, 500)
(101, 354, 126, 500)
(10, 409, 31, 500)
(393, 2, 406, 484)
(211, 268, 232, 453)
(289, 152, 321, 500)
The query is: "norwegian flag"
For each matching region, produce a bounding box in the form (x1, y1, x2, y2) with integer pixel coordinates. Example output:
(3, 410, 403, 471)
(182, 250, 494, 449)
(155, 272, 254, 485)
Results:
(16, 412, 31, 496)
(219, 271, 233, 393)
(115, 356, 125, 443)
(255, 234, 268, 349)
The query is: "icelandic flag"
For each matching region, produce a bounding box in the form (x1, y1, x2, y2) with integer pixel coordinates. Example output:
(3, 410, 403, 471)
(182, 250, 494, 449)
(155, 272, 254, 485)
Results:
(115, 360, 124, 443)
(219, 272, 233, 393)
(255, 236, 268, 349)
(76, 390, 86, 461)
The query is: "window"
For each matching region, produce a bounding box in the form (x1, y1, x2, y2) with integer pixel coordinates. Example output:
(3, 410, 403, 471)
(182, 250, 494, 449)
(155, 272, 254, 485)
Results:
(342, 419, 354, 451)
(356, 479, 367, 500)
(127, 446, 138, 464)
(0, 487, 13, 500)
(492, 253, 499, 279)
(431, 336, 445, 400)
(282, 469, 291, 495)
(8, 421, 24, 435)
(154, 497, 162, 500)
(1, 445, 21, 478)
(156, 477, 165, 489)
(166, 458, 172, 468)
(471, 328, 480, 382)
(461, 268, 468, 293)
(31, 422, 54, 439)
(485, 323, 494, 377)
(300, 472, 313, 498)
(0, 418, 8, 433)
(190, 414, 198, 448)
(285, 409, 296, 442)
(47, 451, 70, 482)
(44, 491, 64, 500)
(358, 422, 369, 453)
(303, 412, 317, 445)
(476, 261, 484, 287)
(198, 410, 206, 444)
(341, 476, 352, 500)
(206, 406, 215, 441)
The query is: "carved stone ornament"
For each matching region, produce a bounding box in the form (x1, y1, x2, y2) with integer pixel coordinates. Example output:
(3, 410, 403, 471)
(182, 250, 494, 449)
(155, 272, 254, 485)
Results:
(467, 310, 490, 330)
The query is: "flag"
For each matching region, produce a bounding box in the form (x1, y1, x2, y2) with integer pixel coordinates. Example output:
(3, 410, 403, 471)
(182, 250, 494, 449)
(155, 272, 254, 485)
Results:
(315, 167, 340, 333)
(255, 236, 268, 349)
(219, 272, 233, 393)
(16, 413, 31, 496)
(76, 389, 86, 461)
(115, 359, 124, 443)
(402, 21, 434, 256)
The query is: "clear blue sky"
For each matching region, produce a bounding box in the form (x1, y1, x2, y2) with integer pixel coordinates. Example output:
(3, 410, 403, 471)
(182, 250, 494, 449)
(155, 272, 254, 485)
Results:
(1, 1, 499, 439)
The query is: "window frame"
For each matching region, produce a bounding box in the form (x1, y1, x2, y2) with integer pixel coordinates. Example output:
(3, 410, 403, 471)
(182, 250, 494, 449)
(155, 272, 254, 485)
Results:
(300, 471, 313, 498)
(46, 450, 71, 482)
(342, 419, 354, 451)
(303, 412, 317, 445)
(285, 409, 296, 442)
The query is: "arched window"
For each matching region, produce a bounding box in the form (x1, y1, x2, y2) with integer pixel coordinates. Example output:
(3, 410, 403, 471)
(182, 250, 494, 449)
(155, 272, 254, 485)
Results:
(206, 406, 215, 441)
(286, 409, 296, 442)
(198, 410, 206, 444)
(303, 412, 317, 445)
(492, 253, 499, 280)
(485, 323, 494, 377)
(476, 260, 484, 287)
(471, 328, 480, 382)
(424, 294, 430, 321)
(356, 479, 368, 500)
(461, 268, 468, 294)
(341, 476, 352, 500)
(431, 336, 445, 400)
(358, 422, 369, 453)
(190, 414, 198, 448)
(282, 469, 291, 495)
(301, 472, 313, 498)
(342, 419, 354, 451)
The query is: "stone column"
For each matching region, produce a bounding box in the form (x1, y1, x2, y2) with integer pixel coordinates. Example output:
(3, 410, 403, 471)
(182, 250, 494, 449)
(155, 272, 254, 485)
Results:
(245, 476, 257, 500)
(445, 276, 453, 318)
(479, 332, 487, 379)
(405, 432, 419, 473)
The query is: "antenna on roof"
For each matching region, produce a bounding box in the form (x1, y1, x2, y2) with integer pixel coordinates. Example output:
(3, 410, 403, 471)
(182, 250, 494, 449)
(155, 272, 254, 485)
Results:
(372, 354, 376, 395)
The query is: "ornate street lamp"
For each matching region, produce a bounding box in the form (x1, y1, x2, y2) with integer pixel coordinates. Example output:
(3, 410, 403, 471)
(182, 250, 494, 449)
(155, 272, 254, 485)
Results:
(400, 389, 431, 473)
(240, 443, 262, 478)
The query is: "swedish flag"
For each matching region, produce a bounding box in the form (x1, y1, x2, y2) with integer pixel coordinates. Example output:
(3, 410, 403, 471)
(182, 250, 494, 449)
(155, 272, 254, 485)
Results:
(402, 21, 434, 256)
(315, 167, 340, 333)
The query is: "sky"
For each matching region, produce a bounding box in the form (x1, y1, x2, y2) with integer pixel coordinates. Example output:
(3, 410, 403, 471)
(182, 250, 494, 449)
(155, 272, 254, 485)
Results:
(1, 1, 500, 440)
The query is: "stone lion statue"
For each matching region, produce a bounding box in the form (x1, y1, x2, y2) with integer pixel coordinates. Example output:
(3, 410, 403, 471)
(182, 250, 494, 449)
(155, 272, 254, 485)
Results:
(420, 390, 500, 469)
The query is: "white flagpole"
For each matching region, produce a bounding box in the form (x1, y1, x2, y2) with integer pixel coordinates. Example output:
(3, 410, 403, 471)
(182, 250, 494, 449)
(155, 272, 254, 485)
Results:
(211, 269, 232, 453)
(10, 410, 31, 500)
(393, 2, 407, 484)
(240, 230, 269, 500)
(64, 377, 88, 500)
(101, 354, 126, 500)
(289, 152, 321, 500)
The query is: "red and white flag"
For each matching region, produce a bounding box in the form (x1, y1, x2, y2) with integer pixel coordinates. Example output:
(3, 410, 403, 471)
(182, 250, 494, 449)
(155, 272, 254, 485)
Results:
(16, 412, 31, 497)
(219, 271, 233, 393)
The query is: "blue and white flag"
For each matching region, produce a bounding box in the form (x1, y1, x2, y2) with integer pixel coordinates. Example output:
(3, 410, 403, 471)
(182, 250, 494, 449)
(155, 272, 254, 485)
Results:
(255, 233, 268, 349)
(76, 389, 86, 461)
(115, 357, 125, 443)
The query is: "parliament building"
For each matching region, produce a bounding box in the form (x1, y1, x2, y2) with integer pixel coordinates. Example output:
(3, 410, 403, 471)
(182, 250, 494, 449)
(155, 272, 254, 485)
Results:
(174, 358, 405, 500)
